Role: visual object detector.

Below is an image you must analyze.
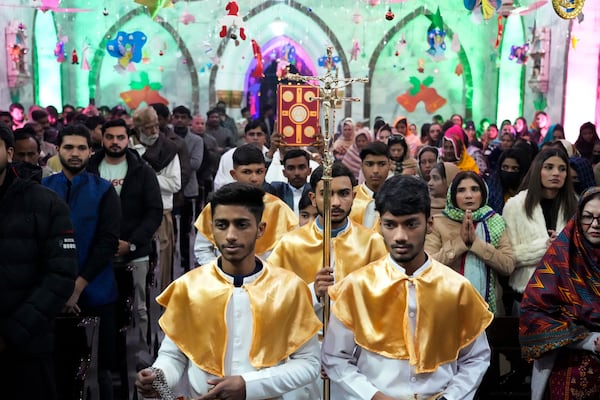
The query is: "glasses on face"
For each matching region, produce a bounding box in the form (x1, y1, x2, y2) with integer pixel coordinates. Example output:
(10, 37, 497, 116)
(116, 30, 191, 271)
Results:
(581, 214, 600, 226)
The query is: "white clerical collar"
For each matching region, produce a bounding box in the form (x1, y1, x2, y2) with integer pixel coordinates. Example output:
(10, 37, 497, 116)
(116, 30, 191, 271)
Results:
(388, 254, 431, 278)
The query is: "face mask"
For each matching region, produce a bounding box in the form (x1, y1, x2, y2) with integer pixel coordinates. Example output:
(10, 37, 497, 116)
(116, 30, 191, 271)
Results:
(139, 133, 159, 146)
(593, 155, 600, 164)
(499, 171, 521, 189)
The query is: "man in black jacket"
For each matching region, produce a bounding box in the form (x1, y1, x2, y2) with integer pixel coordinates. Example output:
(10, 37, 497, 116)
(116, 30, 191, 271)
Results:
(0, 123, 77, 399)
(87, 119, 163, 391)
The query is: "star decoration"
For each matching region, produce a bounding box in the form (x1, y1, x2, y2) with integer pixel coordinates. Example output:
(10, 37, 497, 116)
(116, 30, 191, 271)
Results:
(425, 6, 444, 31)
(134, 0, 173, 20)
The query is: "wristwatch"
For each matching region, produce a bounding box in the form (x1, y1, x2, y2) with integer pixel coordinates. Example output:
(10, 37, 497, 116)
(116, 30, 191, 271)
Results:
(128, 242, 137, 252)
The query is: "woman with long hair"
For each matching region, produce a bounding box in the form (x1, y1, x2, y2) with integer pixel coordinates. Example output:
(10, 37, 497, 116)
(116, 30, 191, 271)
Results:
(388, 134, 417, 176)
(426, 171, 515, 315)
(520, 187, 600, 399)
(503, 148, 578, 313)
(574, 122, 599, 164)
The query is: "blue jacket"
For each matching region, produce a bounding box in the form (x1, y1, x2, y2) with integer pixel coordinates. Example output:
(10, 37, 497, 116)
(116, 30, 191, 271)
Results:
(270, 181, 311, 211)
(43, 172, 120, 307)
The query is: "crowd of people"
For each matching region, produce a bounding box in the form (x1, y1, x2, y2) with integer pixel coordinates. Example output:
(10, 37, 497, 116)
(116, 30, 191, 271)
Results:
(1, 100, 599, 400)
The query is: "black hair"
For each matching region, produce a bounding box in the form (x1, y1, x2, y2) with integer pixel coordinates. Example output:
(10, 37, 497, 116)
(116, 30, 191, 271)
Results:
(498, 148, 530, 181)
(85, 115, 106, 132)
(45, 105, 58, 118)
(9, 103, 24, 112)
(210, 182, 265, 223)
(13, 127, 41, 153)
(298, 190, 313, 211)
(102, 118, 129, 135)
(449, 171, 487, 209)
(0, 111, 12, 122)
(373, 118, 386, 133)
(232, 144, 265, 168)
(388, 134, 408, 161)
(359, 141, 389, 160)
(375, 175, 430, 219)
(150, 103, 170, 119)
(57, 124, 92, 147)
(172, 105, 192, 119)
(309, 162, 357, 192)
(0, 122, 15, 150)
(283, 149, 310, 165)
(206, 108, 220, 118)
(31, 109, 49, 121)
(244, 119, 267, 134)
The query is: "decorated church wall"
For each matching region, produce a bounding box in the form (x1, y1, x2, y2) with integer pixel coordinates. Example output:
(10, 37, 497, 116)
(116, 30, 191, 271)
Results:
(0, 0, 597, 136)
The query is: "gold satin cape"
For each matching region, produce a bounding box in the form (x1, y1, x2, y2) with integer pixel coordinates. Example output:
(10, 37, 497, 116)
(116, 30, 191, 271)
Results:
(194, 192, 298, 255)
(329, 257, 493, 373)
(267, 219, 388, 284)
(349, 184, 380, 230)
(157, 261, 322, 377)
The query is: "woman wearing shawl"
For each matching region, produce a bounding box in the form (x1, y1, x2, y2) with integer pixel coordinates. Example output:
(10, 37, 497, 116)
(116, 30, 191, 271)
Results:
(425, 171, 515, 315)
(442, 125, 480, 174)
(520, 187, 600, 400)
(388, 134, 417, 176)
(569, 157, 596, 196)
(574, 122, 599, 164)
(417, 145, 439, 182)
(332, 118, 355, 160)
(341, 128, 371, 181)
(539, 124, 565, 148)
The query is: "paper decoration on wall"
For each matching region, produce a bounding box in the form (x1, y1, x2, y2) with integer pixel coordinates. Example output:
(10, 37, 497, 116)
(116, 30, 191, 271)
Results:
(425, 7, 446, 59)
(54, 40, 66, 62)
(352, 11, 362, 24)
(106, 31, 147, 71)
(318, 53, 341, 69)
(571, 35, 579, 49)
(5, 20, 30, 88)
(251, 39, 264, 78)
(38, 0, 92, 13)
(219, 1, 246, 46)
(180, 10, 196, 25)
(451, 33, 461, 52)
(417, 58, 425, 73)
(282, 43, 297, 65)
(120, 71, 168, 109)
(396, 76, 447, 113)
(508, 43, 529, 63)
(202, 41, 220, 65)
(81, 45, 91, 70)
(464, 0, 501, 20)
(455, 63, 464, 76)
(71, 49, 78, 64)
(134, 0, 173, 20)
(395, 34, 407, 56)
(350, 39, 360, 61)
(494, 16, 504, 48)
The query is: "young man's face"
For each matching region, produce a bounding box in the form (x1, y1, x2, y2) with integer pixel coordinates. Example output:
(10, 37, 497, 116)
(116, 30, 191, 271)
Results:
(14, 137, 40, 166)
(231, 163, 266, 187)
(244, 127, 267, 148)
(309, 176, 355, 230)
(172, 112, 191, 130)
(58, 135, 91, 175)
(361, 154, 390, 192)
(299, 204, 318, 227)
(191, 116, 206, 134)
(103, 125, 129, 158)
(380, 211, 432, 270)
(212, 204, 265, 265)
(282, 156, 311, 189)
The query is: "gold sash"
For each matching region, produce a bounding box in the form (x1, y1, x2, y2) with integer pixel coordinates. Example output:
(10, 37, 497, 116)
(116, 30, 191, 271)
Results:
(329, 258, 493, 373)
(267, 219, 388, 284)
(194, 192, 298, 255)
(157, 261, 322, 377)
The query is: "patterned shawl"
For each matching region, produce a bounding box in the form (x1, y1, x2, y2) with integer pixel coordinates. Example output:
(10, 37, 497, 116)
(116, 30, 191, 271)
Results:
(520, 187, 600, 361)
(443, 181, 506, 314)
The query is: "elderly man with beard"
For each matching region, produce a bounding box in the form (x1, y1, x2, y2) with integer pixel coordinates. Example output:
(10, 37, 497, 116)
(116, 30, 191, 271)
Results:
(42, 124, 121, 400)
(87, 118, 163, 396)
(131, 107, 181, 291)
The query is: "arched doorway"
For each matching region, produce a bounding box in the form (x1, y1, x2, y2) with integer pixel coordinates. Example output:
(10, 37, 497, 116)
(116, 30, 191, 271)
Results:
(243, 36, 317, 118)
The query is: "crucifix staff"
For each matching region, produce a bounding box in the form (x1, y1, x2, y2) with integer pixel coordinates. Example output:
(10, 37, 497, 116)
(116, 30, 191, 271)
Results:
(286, 46, 368, 400)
